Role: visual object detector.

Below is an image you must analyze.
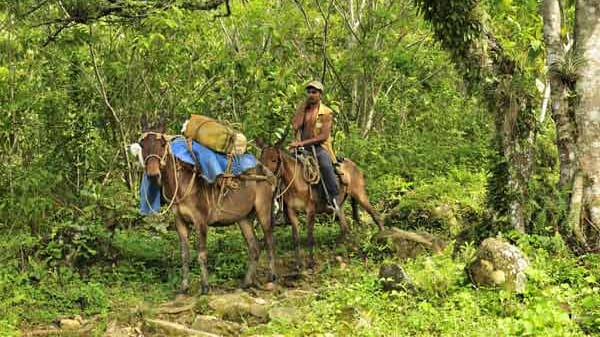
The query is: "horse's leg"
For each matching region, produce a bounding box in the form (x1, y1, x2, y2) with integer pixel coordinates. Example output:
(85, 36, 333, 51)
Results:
(336, 205, 350, 243)
(175, 214, 190, 293)
(195, 221, 210, 294)
(306, 204, 317, 269)
(286, 206, 302, 271)
(354, 191, 385, 232)
(256, 201, 277, 282)
(238, 218, 260, 288)
(351, 197, 362, 226)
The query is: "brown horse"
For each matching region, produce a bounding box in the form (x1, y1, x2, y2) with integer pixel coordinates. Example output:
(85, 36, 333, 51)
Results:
(260, 144, 384, 269)
(140, 115, 276, 294)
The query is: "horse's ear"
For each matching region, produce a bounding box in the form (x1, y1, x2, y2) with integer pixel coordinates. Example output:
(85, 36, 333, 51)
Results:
(141, 113, 149, 130)
(254, 137, 266, 149)
(158, 112, 166, 131)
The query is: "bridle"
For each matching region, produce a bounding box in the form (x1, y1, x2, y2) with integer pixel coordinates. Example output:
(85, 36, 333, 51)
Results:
(139, 131, 196, 214)
(140, 131, 169, 167)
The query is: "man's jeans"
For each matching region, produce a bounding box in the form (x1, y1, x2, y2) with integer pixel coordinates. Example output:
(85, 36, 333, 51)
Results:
(313, 145, 339, 203)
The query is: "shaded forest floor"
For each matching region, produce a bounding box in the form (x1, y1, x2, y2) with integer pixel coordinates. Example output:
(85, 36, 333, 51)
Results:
(14, 213, 600, 337)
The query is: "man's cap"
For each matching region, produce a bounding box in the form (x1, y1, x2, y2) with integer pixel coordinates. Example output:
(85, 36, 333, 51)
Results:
(306, 80, 324, 92)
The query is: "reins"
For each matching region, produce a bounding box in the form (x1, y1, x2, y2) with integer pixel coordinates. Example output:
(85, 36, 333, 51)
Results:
(274, 150, 298, 200)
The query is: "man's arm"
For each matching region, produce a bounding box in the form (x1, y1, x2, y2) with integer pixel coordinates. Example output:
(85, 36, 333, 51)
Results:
(296, 114, 332, 147)
(291, 104, 304, 131)
(291, 104, 306, 142)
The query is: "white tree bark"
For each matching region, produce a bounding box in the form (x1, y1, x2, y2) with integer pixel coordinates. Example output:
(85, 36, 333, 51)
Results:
(573, 0, 600, 247)
(544, 0, 577, 188)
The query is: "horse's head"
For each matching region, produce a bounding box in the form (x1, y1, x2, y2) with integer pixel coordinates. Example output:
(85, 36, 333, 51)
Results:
(256, 128, 290, 174)
(260, 145, 282, 174)
(139, 113, 167, 184)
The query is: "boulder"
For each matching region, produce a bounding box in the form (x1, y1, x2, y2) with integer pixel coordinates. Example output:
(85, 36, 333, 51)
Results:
(378, 263, 416, 292)
(144, 319, 220, 337)
(377, 228, 446, 259)
(280, 289, 314, 306)
(191, 315, 242, 337)
(103, 320, 141, 337)
(208, 292, 270, 322)
(467, 238, 528, 293)
(268, 306, 302, 323)
(58, 319, 81, 330)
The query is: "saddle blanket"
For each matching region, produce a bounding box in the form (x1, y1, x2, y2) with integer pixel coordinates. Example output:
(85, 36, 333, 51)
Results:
(140, 137, 257, 215)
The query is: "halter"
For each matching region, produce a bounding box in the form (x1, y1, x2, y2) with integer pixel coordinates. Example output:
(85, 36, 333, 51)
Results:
(140, 131, 170, 167)
(139, 132, 196, 214)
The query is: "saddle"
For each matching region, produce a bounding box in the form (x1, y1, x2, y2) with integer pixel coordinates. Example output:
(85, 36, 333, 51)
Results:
(294, 149, 348, 186)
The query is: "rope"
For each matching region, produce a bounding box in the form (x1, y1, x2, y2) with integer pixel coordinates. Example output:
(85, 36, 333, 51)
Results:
(303, 155, 320, 184)
(275, 151, 298, 199)
(143, 134, 196, 216)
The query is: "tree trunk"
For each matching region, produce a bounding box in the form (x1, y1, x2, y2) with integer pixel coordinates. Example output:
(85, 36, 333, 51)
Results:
(413, 0, 536, 232)
(570, 0, 600, 249)
(487, 79, 535, 233)
(544, 0, 577, 188)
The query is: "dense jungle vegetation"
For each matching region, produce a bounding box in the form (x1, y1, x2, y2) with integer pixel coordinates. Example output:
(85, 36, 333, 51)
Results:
(1, 0, 600, 336)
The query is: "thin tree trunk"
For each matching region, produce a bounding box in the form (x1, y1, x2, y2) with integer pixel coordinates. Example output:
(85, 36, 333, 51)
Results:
(544, 0, 577, 188)
(88, 42, 134, 190)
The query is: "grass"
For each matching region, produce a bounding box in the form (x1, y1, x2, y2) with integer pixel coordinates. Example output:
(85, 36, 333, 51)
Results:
(2, 215, 599, 336)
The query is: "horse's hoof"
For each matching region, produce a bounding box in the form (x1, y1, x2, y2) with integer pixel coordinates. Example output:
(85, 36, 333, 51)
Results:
(307, 259, 316, 270)
(268, 272, 278, 282)
(201, 285, 210, 295)
(264, 282, 277, 291)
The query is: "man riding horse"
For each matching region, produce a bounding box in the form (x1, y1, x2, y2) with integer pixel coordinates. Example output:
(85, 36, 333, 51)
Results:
(288, 80, 340, 212)
(260, 80, 384, 269)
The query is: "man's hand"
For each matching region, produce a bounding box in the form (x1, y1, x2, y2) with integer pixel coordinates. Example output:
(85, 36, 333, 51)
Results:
(288, 141, 302, 149)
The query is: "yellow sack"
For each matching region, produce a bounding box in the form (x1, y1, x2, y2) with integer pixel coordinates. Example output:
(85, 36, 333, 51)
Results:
(182, 115, 247, 155)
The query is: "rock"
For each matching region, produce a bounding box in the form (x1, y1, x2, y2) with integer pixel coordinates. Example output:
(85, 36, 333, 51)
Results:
(145, 319, 220, 337)
(191, 315, 242, 336)
(268, 306, 301, 323)
(281, 289, 314, 306)
(249, 302, 269, 320)
(21, 328, 61, 336)
(377, 228, 446, 259)
(378, 263, 416, 292)
(157, 303, 196, 315)
(467, 238, 529, 293)
(103, 320, 138, 337)
(431, 204, 461, 235)
(208, 292, 270, 322)
(59, 319, 81, 330)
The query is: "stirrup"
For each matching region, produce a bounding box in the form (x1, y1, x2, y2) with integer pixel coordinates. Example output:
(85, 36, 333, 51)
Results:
(326, 198, 340, 213)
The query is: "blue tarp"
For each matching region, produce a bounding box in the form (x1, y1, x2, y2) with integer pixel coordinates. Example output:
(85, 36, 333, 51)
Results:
(140, 173, 162, 215)
(139, 137, 257, 215)
(170, 138, 257, 183)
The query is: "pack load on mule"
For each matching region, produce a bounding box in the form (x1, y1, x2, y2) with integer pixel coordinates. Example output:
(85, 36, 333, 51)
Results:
(136, 114, 260, 216)
(182, 114, 247, 155)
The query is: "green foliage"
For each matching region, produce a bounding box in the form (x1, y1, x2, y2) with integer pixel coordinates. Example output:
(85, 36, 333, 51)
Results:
(250, 233, 590, 336)
(0, 0, 594, 335)
(385, 169, 488, 236)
